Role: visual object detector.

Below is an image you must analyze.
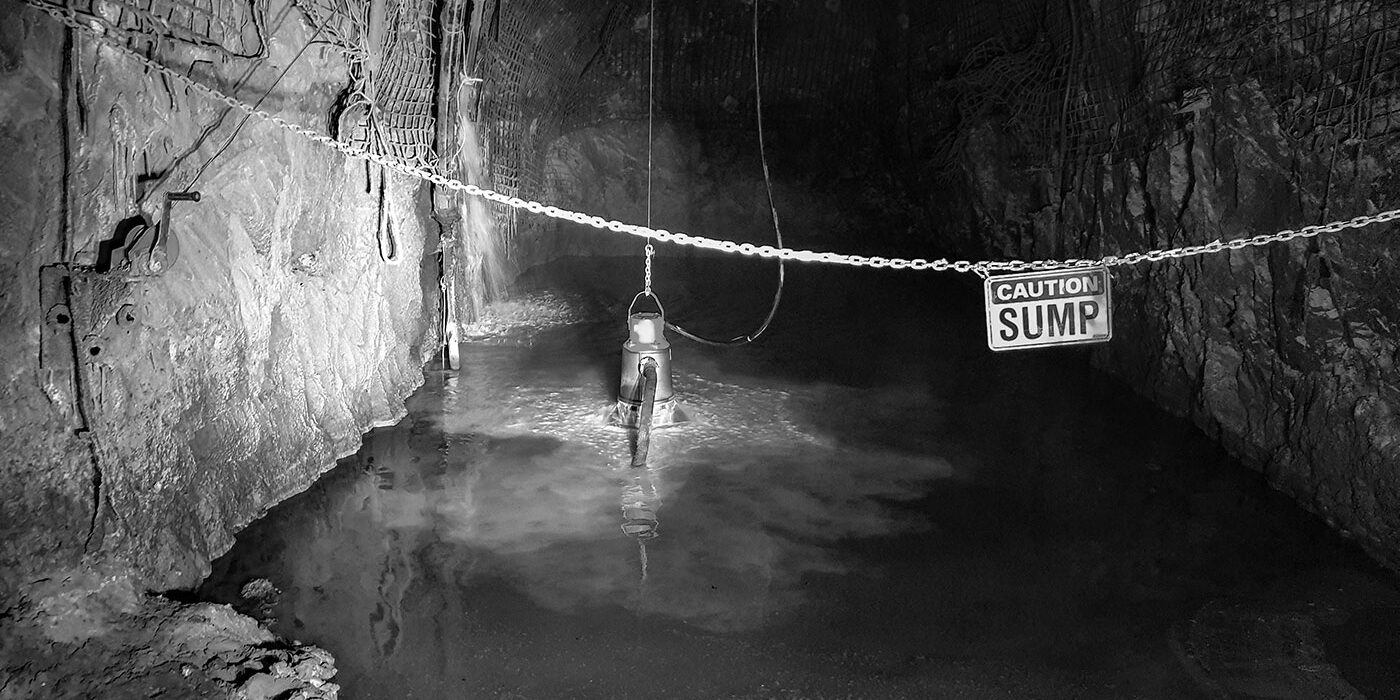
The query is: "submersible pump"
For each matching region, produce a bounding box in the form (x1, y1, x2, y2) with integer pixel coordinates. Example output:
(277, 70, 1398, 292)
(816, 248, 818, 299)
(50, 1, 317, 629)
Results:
(615, 308, 684, 428)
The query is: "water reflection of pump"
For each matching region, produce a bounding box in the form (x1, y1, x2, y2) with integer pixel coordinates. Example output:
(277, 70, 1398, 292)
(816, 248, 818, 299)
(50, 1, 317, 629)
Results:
(620, 466, 661, 582)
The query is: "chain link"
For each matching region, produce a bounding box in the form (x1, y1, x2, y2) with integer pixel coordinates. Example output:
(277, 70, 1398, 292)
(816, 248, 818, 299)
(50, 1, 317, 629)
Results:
(643, 243, 654, 293)
(28, 0, 1400, 276)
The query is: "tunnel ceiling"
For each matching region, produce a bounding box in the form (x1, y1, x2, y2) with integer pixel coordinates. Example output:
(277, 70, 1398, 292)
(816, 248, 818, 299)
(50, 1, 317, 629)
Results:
(458, 0, 1400, 213)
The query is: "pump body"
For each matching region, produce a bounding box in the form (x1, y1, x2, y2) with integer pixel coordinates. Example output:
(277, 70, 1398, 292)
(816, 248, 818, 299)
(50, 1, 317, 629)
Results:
(615, 312, 685, 427)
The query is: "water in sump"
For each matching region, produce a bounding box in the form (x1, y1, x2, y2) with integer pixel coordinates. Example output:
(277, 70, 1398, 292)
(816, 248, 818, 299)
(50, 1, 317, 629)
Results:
(202, 256, 1400, 699)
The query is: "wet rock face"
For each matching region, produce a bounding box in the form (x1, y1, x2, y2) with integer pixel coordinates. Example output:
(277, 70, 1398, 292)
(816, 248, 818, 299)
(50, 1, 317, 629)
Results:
(0, 0, 436, 601)
(940, 82, 1400, 568)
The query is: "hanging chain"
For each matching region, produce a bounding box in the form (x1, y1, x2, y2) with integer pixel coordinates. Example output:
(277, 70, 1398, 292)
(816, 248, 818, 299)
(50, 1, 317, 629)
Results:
(24, 0, 1400, 276)
(644, 243, 655, 293)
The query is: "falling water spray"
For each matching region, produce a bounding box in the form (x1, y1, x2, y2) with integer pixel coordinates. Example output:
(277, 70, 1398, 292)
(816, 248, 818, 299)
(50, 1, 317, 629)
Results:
(453, 94, 508, 327)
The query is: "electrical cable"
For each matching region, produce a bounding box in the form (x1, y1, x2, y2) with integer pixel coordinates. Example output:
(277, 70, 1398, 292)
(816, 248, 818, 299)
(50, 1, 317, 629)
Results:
(182, 22, 326, 193)
(640, 0, 656, 299)
(134, 0, 301, 206)
(646, 0, 655, 230)
(664, 0, 785, 347)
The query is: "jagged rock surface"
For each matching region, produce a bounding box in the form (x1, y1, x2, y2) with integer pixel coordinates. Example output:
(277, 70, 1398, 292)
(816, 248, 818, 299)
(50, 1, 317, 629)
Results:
(937, 82, 1400, 569)
(0, 0, 435, 599)
(1, 566, 339, 699)
(0, 2, 436, 696)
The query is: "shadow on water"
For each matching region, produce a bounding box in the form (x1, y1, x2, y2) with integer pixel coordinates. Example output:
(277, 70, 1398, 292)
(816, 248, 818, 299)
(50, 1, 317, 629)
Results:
(203, 257, 1400, 699)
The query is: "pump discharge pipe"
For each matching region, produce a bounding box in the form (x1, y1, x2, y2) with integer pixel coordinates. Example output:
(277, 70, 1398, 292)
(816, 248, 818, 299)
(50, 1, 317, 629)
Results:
(632, 358, 658, 468)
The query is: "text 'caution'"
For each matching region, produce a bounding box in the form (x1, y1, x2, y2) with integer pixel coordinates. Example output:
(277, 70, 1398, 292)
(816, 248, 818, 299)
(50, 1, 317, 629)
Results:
(985, 268, 1112, 351)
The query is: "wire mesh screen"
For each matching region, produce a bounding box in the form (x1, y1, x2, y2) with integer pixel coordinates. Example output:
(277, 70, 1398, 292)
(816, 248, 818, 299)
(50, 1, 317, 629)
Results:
(39, 0, 267, 57)
(369, 0, 438, 164)
(472, 0, 534, 241)
(296, 0, 439, 168)
(467, 0, 628, 242)
(1250, 1, 1400, 141)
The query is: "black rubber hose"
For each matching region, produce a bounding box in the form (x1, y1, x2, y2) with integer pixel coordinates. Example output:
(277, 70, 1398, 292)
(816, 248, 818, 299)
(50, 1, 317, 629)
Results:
(631, 359, 658, 468)
(664, 0, 784, 347)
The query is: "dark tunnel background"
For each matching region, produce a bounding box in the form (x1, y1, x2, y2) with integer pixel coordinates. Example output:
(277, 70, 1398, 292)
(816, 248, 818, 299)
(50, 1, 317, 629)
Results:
(3, 0, 1400, 697)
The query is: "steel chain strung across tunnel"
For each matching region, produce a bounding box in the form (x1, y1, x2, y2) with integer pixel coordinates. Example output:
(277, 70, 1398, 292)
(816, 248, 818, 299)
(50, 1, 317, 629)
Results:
(25, 0, 1400, 276)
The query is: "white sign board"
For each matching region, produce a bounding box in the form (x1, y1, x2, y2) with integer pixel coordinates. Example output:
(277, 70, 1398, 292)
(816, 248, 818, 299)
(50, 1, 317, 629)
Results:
(985, 268, 1112, 351)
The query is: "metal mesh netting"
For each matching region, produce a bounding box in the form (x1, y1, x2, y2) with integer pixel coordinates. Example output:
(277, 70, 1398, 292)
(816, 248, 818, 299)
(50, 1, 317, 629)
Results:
(365, 0, 437, 164)
(1251, 2, 1400, 140)
(466, 0, 572, 240)
(296, 0, 439, 168)
(40, 0, 443, 168)
(36, 0, 267, 57)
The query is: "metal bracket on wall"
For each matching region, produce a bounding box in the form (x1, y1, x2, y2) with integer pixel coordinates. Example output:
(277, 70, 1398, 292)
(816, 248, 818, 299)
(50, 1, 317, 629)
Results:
(44, 256, 147, 427)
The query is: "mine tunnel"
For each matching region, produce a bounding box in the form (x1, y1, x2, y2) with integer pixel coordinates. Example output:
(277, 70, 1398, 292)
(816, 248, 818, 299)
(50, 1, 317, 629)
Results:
(5, 0, 1400, 697)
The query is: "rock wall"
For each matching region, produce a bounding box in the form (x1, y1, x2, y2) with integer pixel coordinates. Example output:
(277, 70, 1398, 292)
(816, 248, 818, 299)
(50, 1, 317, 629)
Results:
(0, 0, 437, 605)
(939, 81, 1400, 568)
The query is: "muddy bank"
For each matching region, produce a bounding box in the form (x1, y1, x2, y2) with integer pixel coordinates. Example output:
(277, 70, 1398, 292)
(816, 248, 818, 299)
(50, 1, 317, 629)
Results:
(1, 566, 336, 699)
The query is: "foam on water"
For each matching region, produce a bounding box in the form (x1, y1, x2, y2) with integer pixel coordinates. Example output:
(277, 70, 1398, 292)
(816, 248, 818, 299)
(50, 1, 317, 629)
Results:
(219, 285, 956, 645)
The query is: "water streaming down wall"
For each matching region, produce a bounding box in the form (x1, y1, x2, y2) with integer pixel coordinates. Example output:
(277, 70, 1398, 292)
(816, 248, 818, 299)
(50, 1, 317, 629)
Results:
(455, 115, 508, 329)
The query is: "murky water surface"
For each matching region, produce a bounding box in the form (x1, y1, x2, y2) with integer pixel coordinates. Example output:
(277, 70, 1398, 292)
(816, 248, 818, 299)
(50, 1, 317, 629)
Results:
(204, 257, 1400, 699)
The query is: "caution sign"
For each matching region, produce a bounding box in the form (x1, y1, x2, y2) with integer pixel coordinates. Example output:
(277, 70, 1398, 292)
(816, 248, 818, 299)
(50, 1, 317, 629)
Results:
(985, 268, 1112, 351)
